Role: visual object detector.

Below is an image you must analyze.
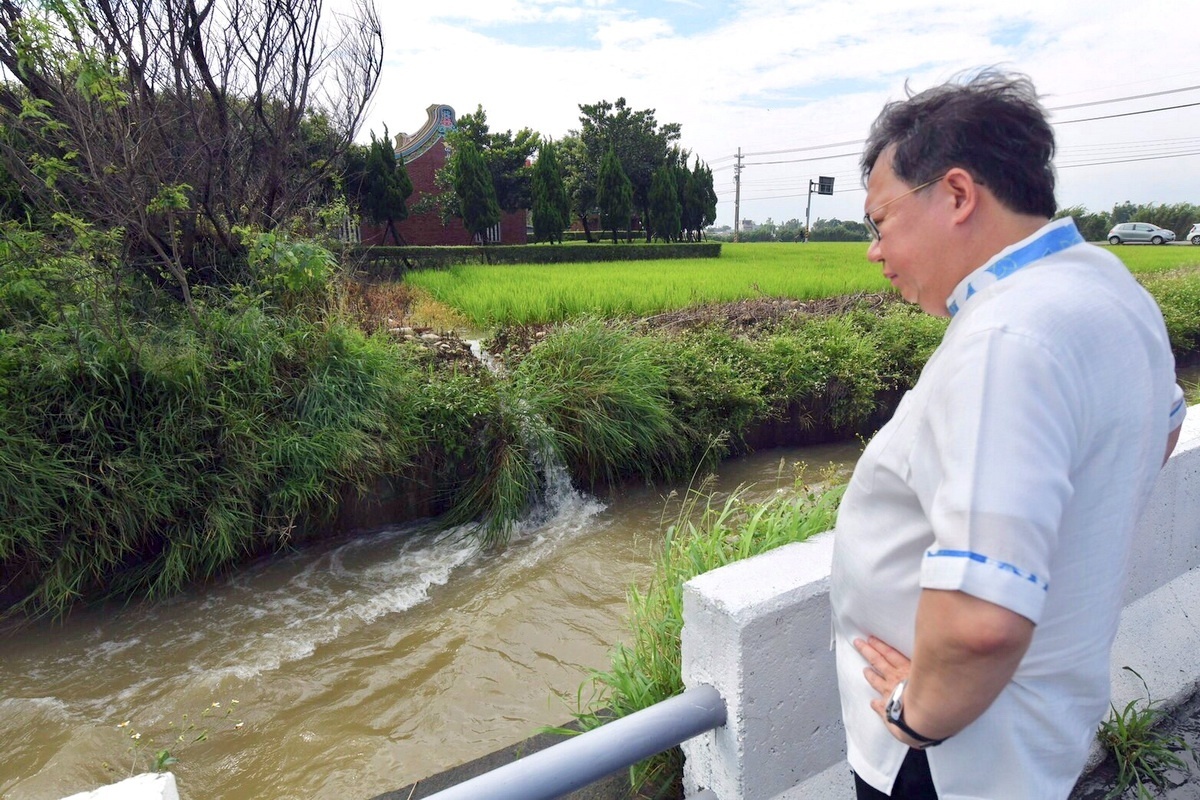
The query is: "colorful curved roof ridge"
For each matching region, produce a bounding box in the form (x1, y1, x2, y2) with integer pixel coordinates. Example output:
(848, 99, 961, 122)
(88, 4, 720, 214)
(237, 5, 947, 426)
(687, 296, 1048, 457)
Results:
(396, 104, 456, 164)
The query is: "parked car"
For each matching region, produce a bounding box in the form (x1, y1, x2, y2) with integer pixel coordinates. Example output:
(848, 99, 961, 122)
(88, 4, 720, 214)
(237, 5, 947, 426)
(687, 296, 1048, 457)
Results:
(1107, 222, 1176, 245)
(1189, 223, 1200, 245)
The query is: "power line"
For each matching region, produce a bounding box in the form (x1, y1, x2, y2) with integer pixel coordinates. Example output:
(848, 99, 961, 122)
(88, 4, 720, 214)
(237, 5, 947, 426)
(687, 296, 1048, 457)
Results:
(743, 151, 861, 167)
(725, 86, 1200, 162)
(743, 139, 864, 158)
(715, 82, 1200, 220)
(1057, 149, 1200, 169)
(1059, 136, 1200, 154)
(719, 85, 1200, 164)
(723, 146, 1200, 202)
(1054, 102, 1200, 125)
(1048, 85, 1200, 111)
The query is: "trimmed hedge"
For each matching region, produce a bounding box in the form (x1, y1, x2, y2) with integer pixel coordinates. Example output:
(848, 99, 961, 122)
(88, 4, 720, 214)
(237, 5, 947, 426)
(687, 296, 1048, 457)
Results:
(353, 242, 721, 278)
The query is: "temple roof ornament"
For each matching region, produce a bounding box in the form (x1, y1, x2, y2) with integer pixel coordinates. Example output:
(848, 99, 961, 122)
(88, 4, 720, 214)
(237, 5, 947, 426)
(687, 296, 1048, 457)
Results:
(394, 104, 456, 164)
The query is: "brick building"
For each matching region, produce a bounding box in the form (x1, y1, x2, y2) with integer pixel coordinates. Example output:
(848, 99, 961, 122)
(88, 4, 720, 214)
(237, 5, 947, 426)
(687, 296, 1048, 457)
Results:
(360, 104, 528, 246)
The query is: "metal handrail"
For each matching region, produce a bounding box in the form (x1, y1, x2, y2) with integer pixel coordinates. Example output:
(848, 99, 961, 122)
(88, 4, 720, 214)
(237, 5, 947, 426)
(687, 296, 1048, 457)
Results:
(421, 684, 727, 800)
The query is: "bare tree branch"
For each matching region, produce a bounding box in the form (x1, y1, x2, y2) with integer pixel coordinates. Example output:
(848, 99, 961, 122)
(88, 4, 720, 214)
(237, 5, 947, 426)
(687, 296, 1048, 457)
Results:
(0, 0, 383, 303)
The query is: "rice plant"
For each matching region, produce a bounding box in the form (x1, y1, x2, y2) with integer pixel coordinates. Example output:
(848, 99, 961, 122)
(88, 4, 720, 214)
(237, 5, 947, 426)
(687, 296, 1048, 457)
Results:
(406, 243, 891, 326)
(402, 242, 1200, 329)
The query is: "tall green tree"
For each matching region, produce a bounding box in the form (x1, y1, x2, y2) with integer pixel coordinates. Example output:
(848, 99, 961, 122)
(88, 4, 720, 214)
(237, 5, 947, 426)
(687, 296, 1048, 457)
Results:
(557, 133, 598, 242)
(351, 127, 414, 244)
(531, 139, 570, 244)
(596, 145, 633, 244)
(452, 140, 502, 242)
(575, 98, 681, 242)
(679, 160, 704, 241)
(1054, 205, 1110, 243)
(695, 160, 719, 240)
(647, 164, 681, 242)
(434, 105, 537, 214)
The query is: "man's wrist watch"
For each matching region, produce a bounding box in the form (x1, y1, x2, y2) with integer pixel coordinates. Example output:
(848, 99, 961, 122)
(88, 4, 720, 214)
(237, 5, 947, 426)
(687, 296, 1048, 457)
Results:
(885, 679, 948, 748)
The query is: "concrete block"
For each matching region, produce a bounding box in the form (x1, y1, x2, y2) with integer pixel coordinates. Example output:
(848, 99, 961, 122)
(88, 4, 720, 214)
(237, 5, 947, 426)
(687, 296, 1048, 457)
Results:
(682, 533, 843, 800)
(61, 772, 179, 800)
(1124, 421, 1200, 604)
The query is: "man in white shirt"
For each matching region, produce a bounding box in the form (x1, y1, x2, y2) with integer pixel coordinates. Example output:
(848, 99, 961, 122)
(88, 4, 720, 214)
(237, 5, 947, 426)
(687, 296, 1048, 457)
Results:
(829, 69, 1186, 799)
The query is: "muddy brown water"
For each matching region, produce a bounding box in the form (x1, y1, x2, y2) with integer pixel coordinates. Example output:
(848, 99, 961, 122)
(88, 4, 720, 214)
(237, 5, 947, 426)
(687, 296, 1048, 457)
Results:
(0, 443, 861, 800)
(7, 366, 1198, 800)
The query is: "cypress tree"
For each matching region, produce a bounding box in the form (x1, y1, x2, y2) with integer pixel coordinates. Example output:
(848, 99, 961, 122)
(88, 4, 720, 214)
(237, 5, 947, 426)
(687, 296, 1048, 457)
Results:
(596, 145, 632, 244)
(648, 164, 681, 243)
(452, 140, 502, 242)
(359, 126, 414, 245)
(531, 139, 570, 243)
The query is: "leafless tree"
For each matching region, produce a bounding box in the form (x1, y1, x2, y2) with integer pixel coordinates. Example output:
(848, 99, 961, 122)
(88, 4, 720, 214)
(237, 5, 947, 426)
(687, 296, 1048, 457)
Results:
(0, 0, 382, 308)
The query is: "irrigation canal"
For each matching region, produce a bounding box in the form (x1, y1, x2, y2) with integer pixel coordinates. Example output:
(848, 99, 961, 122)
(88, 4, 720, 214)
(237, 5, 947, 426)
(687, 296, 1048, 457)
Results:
(0, 441, 861, 800)
(10, 362, 1199, 800)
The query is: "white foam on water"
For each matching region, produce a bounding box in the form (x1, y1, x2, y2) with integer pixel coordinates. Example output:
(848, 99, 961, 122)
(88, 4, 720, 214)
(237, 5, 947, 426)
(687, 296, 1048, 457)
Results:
(0, 695, 73, 721)
(464, 339, 505, 374)
(197, 524, 486, 680)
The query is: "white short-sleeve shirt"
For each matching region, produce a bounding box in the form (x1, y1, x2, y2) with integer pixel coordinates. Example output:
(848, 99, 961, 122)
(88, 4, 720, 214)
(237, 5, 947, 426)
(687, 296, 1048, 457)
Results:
(830, 218, 1184, 799)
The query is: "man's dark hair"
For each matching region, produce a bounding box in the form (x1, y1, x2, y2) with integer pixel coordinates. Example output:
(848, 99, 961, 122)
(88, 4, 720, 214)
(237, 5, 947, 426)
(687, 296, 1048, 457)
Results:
(861, 69, 1057, 218)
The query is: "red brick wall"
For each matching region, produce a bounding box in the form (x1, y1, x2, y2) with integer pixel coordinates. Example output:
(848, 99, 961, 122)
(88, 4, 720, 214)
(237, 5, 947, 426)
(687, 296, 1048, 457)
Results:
(361, 141, 527, 246)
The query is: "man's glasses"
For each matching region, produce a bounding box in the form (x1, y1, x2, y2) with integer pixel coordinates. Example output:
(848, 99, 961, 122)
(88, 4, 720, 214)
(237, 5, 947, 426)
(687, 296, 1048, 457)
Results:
(863, 174, 947, 241)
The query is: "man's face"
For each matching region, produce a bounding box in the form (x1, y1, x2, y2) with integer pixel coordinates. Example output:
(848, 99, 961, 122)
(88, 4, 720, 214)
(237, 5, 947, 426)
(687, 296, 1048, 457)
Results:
(863, 151, 952, 317)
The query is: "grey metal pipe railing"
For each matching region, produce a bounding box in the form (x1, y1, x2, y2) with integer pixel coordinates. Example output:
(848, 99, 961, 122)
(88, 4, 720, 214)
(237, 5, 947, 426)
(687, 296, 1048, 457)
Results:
(422, 684, 726, 800)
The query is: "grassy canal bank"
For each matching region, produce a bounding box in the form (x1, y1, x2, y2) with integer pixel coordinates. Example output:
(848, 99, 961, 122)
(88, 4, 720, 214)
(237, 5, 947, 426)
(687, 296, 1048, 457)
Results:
(3, 242, 1199, 619)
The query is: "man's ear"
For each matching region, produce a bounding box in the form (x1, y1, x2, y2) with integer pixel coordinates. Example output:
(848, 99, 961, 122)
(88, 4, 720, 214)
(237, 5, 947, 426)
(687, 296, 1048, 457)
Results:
(943, 168, 978, 222)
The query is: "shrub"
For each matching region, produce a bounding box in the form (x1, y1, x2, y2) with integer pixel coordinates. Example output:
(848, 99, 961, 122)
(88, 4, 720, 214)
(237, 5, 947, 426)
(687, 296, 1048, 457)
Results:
(757, 316, 884, 429)
(654, 327, 768, 459)
(844, 300, 947, 389)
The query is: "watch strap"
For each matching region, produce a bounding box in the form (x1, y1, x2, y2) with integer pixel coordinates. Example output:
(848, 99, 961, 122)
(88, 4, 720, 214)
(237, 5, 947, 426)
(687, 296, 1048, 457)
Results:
(885, 680, 948, 748)
(889, 707, 947, 748)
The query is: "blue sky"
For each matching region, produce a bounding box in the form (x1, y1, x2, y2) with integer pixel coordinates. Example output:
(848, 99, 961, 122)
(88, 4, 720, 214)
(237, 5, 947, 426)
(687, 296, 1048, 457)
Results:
(360, 0, 1200, 228)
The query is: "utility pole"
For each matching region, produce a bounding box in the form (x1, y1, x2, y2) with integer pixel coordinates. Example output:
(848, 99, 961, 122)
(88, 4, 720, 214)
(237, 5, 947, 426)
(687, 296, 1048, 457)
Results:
(805, 176, 835, 242)
(733, 148, 742, 242)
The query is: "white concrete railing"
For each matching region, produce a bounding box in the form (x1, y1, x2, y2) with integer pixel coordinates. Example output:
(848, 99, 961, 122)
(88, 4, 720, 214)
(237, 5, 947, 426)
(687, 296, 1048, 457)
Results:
(61, 772, 178, 800)
(681, 405, 1200, 800)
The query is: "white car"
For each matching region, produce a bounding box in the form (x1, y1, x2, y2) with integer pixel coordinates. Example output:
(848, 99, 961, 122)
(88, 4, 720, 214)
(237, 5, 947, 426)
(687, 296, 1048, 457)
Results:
(1189, 223, 1200, 246)
(1107, 222, 1176, 245)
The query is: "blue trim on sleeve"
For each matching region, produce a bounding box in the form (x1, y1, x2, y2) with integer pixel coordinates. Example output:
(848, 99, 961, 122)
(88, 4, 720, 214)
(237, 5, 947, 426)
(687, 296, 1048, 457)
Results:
(925, 549, 1049, 592)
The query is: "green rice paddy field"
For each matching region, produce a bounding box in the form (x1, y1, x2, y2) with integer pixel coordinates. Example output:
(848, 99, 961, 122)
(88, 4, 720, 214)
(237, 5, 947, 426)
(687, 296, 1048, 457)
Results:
(405, 241, 1200, 327)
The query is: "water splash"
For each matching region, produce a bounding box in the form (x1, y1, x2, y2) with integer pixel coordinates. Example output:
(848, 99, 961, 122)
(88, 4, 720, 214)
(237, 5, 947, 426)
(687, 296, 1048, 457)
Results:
(465, 338, 505, 374)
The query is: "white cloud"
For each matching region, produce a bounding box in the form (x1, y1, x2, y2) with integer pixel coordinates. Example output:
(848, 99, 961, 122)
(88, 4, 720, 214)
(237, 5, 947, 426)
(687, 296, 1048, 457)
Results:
(353, 0, 1200, 226)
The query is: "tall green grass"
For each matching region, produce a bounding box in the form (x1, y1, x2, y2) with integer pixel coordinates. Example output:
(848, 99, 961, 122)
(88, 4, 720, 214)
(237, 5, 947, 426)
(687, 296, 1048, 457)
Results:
(0, 308, 433, 617)
(1138, 267, 1200, 359)
(488, 304, 942, 501)
(512, 319, 690, 488)
(554, 477, 846, 796)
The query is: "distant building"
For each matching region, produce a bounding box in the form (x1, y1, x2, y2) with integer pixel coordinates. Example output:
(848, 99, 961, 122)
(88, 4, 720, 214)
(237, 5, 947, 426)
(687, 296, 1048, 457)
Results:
(359, 104, 527, 246)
